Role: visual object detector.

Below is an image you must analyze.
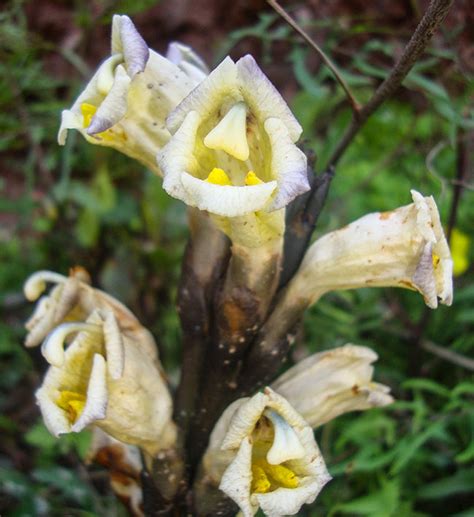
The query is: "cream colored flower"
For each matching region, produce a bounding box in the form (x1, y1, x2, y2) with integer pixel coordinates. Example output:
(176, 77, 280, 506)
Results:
(24, 268, 155, 357)
(158, 55, 309, 218)
(272, 345, 393, 428)
(284, 190, 453, 309)
(58, 15, 205, 174)
(36, 310, 175, 456)
(205, 388, 330, 516)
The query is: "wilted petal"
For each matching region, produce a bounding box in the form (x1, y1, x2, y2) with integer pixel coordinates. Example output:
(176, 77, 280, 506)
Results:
(272, 344, 394, 427)
(87, 428, 144, 517)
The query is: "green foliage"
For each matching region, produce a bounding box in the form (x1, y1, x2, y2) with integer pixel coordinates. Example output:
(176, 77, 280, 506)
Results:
(1, 2, 473, 516)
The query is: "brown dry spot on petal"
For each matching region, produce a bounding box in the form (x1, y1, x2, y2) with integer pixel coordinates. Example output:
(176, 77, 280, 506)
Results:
(69, 266, 91, 283)
(351, 384, 360, 395)
(398, 280, 416, 290)
(94, 444, 140, 481)
(379, 211, 394, 220)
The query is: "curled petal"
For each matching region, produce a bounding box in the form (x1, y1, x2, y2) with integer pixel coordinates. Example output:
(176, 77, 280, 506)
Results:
(24, 271, 67, 301)
(112, 15, 149, 77)
(236, 55, 302, 141)
(264, 117, 309, 210)
(88, 65, 131, 134)
(102, 310, 125, 379)
(72, 353, 108, 432)
(41, 322, 102, 367)
(181, 174, 277, 217)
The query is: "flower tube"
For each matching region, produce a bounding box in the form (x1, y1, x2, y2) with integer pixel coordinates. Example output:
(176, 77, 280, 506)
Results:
(202, 388, 330, 516)
(282, 190, 453, 310)
(58, 15, 206, 174)
(36, 310, 176, 456)
(272, 344, 393, 428)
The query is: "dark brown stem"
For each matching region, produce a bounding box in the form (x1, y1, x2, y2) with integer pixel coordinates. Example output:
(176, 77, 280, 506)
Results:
(187, 238, 283, 468)
(267, 0, 361, 115)
(173, 211, 230, 438)
(327, 0, 454, 169)
(279, 166, 334, 288)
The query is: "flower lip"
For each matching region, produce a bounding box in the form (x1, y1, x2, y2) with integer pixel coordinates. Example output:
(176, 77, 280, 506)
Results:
(180, 173, 278, 217)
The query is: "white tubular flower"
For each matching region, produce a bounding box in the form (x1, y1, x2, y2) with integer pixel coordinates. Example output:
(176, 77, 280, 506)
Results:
(58, 15, 205, 174)
(24, 268, 155, 358)
(287, 190, 453, 309)
(272, 345, 393, 428)
(36, 310, 176, 456)
(87, 428, 144, 517)
(210, 388, 330, 517)
(158, 55, 309, 218)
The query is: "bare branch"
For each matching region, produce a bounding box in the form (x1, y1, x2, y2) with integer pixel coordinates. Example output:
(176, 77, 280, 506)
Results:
(267, 0, 361, 115)
(327, 0, 454, 168)
(422, 340, 474, 371)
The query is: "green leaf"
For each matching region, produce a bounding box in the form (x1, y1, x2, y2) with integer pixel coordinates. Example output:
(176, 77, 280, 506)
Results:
(418, 469, 474, 499)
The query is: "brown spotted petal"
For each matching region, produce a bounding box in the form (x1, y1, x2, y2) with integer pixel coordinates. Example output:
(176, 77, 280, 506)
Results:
(285, 190, 453, 309)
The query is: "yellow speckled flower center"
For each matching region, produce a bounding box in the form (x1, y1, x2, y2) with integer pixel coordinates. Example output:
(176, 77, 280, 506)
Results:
(56, 390, 86, 423)
(251, 457, 299, 494)
(205, 168, 264, 187)
(432, 253, 440, 268)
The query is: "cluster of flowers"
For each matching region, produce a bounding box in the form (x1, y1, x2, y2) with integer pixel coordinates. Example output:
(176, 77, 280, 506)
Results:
(24, 15, 453, 516)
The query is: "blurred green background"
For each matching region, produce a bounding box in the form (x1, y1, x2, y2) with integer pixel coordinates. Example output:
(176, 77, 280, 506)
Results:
(1, 0, 473, 515)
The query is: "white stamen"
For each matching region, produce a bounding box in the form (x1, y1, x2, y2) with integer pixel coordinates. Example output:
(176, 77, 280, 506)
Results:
(41, 322, 102, 367)
(265, 409, 305, 464)
(24, 271, 68, 301)
(204, 102, 249, 161)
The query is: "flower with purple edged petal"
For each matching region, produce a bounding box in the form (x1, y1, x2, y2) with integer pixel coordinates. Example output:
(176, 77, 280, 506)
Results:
(58, 15, 206, 174)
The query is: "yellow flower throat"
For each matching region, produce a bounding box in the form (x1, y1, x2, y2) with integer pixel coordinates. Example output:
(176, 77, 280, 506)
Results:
(206, 168, 263, 187)
(251, 456, 299, 494)
(56, 390, 86, 424)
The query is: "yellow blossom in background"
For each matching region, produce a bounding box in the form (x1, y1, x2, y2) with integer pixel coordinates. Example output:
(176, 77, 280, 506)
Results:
(450, 228, 470, 277)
